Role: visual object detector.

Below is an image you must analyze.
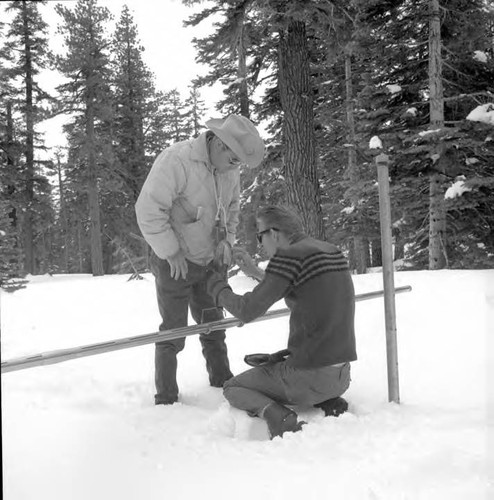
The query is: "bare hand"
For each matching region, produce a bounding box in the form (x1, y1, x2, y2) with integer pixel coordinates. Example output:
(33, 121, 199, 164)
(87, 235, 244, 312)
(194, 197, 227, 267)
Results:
(232, 246, 263, 280)
(167, 251, 188, 280)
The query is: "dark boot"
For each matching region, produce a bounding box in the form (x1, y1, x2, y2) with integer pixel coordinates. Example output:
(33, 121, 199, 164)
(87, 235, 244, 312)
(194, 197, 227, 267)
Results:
(262, 402, 305, 439)
(314, 396, 348, 417)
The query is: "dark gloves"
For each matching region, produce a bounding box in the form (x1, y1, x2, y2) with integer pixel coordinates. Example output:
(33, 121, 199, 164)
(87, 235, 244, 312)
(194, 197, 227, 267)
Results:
(206, 268, 232, 306)
(244, 349, 291, 367)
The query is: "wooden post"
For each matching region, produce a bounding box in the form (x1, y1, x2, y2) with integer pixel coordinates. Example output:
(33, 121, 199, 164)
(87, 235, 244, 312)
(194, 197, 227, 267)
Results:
(376, 153, 400, 403)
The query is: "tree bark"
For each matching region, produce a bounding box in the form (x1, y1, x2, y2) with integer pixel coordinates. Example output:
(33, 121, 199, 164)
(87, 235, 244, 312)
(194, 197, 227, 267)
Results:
(21, 1, 35, 274)
(371, 238, 383, 267)
(345, 51, 367, 273)
(236, 6, 259, 254)
(278, 20, 324, 239)
(86, 95, 105, 276)
(428, 0, 447, 269)
(56, 153, 70, 272)
(6, 102, 17, 229)
(393, 231, 404, 261)
(77, 220, 84, 273)
(429, 172, 447, 268)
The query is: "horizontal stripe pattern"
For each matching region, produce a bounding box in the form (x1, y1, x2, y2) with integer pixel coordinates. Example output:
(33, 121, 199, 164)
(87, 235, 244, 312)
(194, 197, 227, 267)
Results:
(265, 254, 302, 282)
(295, 251, 349, 287)
(266, 250, 349, 287)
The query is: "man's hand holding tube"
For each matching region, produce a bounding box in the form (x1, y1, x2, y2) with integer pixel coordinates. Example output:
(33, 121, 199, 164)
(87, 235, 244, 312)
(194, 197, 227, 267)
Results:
(206, 268, 232, 306)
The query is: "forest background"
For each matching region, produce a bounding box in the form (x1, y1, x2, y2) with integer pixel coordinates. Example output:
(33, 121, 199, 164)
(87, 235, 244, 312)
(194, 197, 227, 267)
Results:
(1, 0, 494, 288)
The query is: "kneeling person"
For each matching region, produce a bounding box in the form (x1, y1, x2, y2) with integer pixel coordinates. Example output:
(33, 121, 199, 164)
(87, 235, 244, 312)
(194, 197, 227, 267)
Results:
(207, 205, 357, 439)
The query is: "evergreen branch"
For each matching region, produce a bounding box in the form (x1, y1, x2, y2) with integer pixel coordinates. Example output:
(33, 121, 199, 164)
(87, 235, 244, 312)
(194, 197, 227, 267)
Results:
(443, 91, 494, 102)
(442, 60, 475, 80)
(103, 231, 140, 277)
(129, 232, 145, 243)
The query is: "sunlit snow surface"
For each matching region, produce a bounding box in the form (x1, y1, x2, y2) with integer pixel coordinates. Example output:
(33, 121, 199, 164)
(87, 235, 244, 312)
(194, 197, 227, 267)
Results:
(2, 269, 493, 499)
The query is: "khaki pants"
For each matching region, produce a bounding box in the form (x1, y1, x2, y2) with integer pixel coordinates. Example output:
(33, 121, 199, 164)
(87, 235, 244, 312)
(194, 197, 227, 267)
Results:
(223, 361, 351, 416)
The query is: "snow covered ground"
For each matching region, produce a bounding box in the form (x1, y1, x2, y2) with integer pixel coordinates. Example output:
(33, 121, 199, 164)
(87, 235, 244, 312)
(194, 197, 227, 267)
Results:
(2, 269, 493, 500)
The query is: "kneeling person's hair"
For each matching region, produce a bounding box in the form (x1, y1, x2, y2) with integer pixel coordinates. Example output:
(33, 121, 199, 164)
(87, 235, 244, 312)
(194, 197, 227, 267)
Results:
(256, 205, 304, 242)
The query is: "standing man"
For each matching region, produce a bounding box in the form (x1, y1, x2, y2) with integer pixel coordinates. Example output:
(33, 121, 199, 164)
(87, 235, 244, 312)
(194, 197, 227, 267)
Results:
(206, 205, 356, 439)
(136, 115, 265, 405)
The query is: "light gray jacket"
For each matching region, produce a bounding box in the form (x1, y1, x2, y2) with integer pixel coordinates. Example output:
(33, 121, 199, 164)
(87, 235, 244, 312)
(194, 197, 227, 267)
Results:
(135, 132, 240, 266)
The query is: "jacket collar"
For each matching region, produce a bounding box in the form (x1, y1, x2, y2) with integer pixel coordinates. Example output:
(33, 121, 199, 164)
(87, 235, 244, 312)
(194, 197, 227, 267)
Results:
(289, 233, 307, 244)
(190, 132, 213, 172)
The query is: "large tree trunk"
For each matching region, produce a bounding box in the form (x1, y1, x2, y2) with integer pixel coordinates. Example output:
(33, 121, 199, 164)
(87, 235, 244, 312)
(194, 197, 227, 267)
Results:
(278, 20, 324, 239)
(428, 0, 447, 269)
(371, 238, 383, 267)
(6, 102, 18, 229)
(86, 97, 105, 276)
(56, 153, 70, 272)
(429, 172, 447, 268)
(22, 1, 35, 274)
(76, 219, 84, 273)
(236, 6, 259, 254)
(345, 51, 367, 273)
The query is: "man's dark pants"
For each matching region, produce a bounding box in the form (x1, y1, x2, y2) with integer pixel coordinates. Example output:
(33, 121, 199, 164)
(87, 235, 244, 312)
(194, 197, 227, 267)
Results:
(150, 253, 233, 404)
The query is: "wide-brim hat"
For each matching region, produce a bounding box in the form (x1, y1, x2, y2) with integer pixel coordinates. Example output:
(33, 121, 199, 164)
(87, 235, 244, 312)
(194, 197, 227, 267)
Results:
(206, 115, 265, 168)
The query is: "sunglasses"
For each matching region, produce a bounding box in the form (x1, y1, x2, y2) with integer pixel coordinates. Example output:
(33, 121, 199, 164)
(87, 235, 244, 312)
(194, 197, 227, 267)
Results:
(256, 227, 278, 244)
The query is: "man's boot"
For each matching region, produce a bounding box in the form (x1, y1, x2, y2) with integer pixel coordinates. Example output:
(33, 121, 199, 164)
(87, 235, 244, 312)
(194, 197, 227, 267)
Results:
(262, 402, 305, 439)
(314, 396, 348, 417)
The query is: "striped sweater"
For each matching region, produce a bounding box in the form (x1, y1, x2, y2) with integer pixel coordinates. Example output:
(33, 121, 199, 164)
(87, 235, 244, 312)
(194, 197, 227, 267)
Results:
(218, 236, 357, 369)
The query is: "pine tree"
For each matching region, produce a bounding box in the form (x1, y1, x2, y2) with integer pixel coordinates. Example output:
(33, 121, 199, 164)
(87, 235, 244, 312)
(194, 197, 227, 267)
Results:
(0, 197, 26, 291)
(187, 0, 328, 238)
(428, 0, 447, 269)
(55, 0, 114, 276)
(306, 1, 376, 271)
(185, 1, 276, 251)
(111, 4, 155, 201)
(0, 0, 52, 275)
(103, 4, 160, 274)
(53, 149, 70, 271)
(185, 0, 265, 117)
(144, 90, 173, 158)
(61, 125, 95, 273)
(183, 83, 207, 137)
(162, 89, 190, 143)
(277, 13, 324, 238)
(0, 102, 24, 289)
(328, 0, 494, 269)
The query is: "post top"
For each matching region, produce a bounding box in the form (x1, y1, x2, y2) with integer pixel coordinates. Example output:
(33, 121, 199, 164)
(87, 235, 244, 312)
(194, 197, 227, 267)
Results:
(376, 153, 390, 165)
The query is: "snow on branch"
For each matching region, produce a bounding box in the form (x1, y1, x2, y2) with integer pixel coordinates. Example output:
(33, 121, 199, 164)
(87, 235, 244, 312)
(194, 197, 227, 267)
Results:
(473, 51, 488, 63)
(466, 103, 494, 125)
(369, 136, 382, 149)
(386, 84, 402, 94)
(445, 177, 473, 199)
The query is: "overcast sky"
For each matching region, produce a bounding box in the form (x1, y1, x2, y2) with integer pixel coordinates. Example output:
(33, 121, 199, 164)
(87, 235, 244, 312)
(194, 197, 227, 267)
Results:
(1, 0, 222, 153)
